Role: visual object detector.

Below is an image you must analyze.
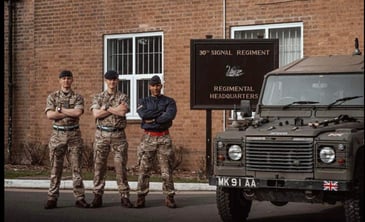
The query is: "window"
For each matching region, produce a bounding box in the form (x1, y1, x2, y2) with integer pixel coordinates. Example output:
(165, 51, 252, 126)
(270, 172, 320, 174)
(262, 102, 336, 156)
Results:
(262, 74, 364, 106)
(231, 22, 303, 67)
(104, 32, 163, 119)
(229, 22, 303, 119)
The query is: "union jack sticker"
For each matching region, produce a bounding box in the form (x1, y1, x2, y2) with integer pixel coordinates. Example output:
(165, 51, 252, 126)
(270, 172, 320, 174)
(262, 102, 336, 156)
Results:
(323, 180, 338, 191)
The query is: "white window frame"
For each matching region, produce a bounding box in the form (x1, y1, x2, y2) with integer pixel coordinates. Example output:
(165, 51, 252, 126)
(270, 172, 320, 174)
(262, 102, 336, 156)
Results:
(230, 22, 304, 119)
(104, 32, 164, 120)
(231, 22, 304, 66)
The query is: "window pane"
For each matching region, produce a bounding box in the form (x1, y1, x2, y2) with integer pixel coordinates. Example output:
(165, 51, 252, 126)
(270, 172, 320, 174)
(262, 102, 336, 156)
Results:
(118, 80, 131, 106)
(136, 79, 150, 109)
(234, 29, 265, 39)
(107, 38, 133, 75)
(269, 27, 301, 66)
(135, 36, 162, 74)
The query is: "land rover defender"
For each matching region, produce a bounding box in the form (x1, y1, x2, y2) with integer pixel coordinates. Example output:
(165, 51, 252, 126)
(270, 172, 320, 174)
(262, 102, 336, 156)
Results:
(211, 52, 364, 222)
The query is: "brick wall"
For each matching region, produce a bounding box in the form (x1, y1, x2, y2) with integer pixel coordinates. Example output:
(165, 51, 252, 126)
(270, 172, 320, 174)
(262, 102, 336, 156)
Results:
(3, 0, 364, 171)
(225, 0, 364, 55)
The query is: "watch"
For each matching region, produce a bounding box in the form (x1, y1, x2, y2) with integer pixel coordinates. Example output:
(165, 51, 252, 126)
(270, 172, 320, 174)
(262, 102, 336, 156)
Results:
(57, 107, 62, 113)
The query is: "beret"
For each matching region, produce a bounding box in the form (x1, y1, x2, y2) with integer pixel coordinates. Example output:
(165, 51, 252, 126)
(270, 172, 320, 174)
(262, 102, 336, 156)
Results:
(149, 75, 161, 85)
(59, 70, 73, 78)
(104, 70, 119, 80)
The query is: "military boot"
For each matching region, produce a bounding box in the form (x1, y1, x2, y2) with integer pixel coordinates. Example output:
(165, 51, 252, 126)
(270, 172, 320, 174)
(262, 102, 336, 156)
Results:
(75, 198, 90, 208)
(90, 194, 103, 208)
(165, 195, 177, 208)
(44, 199, 57, 209)
(134, 195, 145, 208)
(121, 197, 133, 208)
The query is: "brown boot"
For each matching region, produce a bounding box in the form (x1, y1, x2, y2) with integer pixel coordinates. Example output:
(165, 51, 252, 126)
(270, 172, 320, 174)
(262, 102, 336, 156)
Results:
(90, 194, 103, 208)
(165, 195, 177, 208)
(134, 195, 145, 208)
(121, 197, 133, 208)
(44, 199, 57, 209)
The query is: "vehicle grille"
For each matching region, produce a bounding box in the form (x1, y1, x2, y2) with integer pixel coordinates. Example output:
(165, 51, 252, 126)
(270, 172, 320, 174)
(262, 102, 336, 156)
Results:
(245, 138, 313, 172)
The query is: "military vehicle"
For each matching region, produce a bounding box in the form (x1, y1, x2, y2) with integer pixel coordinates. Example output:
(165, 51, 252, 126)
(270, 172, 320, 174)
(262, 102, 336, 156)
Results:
(210, 42, 364, 222)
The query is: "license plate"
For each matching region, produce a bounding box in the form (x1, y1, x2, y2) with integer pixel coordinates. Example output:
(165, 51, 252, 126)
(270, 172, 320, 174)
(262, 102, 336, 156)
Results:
(217, 176, 257, 188)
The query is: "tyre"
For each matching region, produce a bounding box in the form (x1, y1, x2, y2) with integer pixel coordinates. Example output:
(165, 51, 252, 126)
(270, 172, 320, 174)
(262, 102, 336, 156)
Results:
(216, 187, 252, 222)
(344, 151, 364, 222)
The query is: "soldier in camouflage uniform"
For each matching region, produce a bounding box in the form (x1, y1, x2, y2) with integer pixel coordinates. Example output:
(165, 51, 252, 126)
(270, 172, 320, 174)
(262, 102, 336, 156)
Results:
(44, 70, 90, 209)
(89, 70, 133, 208)
(135, 75, 178, 208)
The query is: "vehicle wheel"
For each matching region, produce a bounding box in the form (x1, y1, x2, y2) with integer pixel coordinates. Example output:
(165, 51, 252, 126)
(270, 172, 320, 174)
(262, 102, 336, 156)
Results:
(344, 151, 364, 222)
(216, 187, 252, 222)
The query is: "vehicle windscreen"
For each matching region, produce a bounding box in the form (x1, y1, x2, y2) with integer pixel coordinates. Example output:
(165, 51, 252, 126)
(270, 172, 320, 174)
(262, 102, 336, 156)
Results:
(261, 74, 364, 106)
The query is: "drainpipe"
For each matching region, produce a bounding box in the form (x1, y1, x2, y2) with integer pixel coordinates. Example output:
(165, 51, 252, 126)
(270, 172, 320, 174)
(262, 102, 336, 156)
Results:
(222, 0, 226, 131)
(7, 0, 15, 163)
(223, 0, 226, 39)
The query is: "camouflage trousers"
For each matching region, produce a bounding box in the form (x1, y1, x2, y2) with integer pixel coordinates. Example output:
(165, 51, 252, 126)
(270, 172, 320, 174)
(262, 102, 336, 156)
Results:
(47, 129, 86, 201)
(136, 134, 176, 197)
(93, 129, 130, 198)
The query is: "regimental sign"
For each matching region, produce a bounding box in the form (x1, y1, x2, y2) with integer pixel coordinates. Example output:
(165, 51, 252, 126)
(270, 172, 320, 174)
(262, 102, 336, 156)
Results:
(190, 39, 279, 110)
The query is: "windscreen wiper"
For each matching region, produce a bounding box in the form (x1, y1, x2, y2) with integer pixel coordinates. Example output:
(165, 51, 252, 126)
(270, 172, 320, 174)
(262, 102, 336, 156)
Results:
(283, 101, 319, 110)
(327, 96, 363, 109)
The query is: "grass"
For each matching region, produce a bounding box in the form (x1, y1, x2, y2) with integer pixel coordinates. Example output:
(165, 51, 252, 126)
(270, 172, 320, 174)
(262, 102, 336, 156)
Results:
(4, 165, 208, 183)
(5, 168, 51, 179)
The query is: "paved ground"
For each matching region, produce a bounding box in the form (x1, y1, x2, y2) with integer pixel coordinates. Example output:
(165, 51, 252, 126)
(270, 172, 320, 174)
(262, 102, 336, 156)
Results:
(5, 188, 345, 222)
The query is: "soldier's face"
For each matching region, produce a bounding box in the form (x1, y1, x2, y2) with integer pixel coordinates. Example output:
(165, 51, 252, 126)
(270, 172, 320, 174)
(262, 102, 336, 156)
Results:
(149, 84, 162, 96)
(59, 76, 73, 90)
(105, 78, 118, 90)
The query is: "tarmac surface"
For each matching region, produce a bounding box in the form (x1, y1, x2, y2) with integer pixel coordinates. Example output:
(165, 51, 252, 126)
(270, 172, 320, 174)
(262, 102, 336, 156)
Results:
(4, 179, 216, 191)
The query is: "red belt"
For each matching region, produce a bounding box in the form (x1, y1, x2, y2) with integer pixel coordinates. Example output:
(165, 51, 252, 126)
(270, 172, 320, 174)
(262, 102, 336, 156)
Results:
(144, 130, 169, 136)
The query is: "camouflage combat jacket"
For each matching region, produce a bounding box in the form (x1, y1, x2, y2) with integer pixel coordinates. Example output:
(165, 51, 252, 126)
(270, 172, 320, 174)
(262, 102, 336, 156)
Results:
(90, 90, 129, 129)
(45, 89, 84, 126)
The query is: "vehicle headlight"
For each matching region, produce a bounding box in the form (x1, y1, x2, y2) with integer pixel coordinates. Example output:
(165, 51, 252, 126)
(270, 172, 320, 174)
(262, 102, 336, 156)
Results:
(319, 147, 335, 163)
(228, 145, 242, 161)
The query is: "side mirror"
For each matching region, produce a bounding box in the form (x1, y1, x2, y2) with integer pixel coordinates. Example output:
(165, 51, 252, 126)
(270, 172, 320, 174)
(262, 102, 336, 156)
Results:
(240, 100, 252, 117)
